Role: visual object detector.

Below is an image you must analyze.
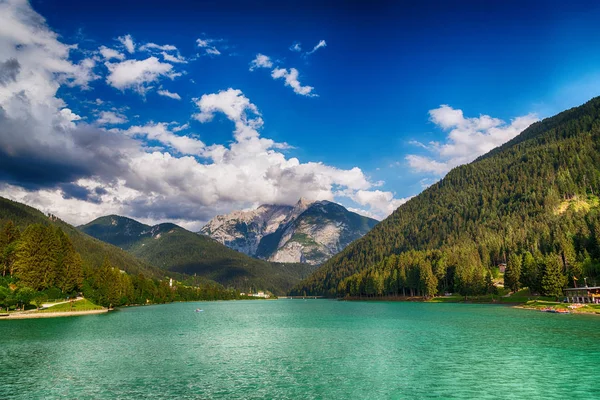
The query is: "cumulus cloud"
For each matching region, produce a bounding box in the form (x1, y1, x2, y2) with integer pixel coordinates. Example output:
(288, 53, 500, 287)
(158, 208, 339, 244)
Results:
(405, 105, 538, 176)
(104, 56, 180, 94)
(117, 34, 135, 53)
(0, 1, 402, 227)
(96, 111, 128, 125)
(351, 190, 410, 217)
(305, 39, 326, 56)
(271, 67, 316, 97)
(98, 46, 125, 61)
(249, 54, 273, 71)
(289, 42, 302, 52)
(0, 0, 127, 190)
(122, 123, 205, 155)
(157, 89, 181, 100)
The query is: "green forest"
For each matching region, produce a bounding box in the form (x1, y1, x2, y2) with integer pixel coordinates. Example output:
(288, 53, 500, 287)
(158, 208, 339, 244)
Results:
(293, 97, 600, 298)
(0, 220, 246, 311)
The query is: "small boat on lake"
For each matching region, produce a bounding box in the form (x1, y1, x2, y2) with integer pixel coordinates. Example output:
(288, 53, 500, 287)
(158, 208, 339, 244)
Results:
(195, 309, 204, 312)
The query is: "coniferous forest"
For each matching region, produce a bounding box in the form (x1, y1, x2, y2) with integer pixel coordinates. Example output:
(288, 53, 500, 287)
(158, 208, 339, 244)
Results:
(0, 199, 245, 311)
(293, 97, 600, 298)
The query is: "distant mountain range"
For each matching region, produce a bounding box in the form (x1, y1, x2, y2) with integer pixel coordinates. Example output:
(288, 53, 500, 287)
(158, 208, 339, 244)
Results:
(79, 215, 316, 295)
(200, 198, 379, 265)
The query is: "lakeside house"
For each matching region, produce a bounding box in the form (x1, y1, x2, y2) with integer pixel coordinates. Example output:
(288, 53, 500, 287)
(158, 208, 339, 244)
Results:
(248, 291, 270, 299)
(563, 286, 600, 304)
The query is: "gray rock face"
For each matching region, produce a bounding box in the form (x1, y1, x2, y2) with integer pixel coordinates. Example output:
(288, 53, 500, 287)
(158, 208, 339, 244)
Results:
(199, 198, 378, 265)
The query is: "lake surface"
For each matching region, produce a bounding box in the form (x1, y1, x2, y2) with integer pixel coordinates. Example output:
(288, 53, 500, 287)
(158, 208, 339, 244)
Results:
(1, 300, 598, 399)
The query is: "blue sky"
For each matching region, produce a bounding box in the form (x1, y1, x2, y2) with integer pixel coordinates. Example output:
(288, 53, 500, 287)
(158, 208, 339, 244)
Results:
(1, 0, 600, 228)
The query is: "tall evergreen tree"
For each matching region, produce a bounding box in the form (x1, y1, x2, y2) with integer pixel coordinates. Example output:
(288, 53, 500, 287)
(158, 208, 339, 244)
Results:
(504, 253, 522, 292)
(0, 221, 20, 276)
(420, 262, 438, 298)
(13, 225, 59, 290)
(540, 254, 567, 299)
(54, 228, 83, 294)
(521, 252, 540, 294)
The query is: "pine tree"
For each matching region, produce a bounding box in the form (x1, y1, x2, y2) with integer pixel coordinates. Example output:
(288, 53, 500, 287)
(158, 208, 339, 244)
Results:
(13, 225, 59, 290)
(54, 228, 83, 294)
(521, 252, 540, 294)
(420, 262, 438, 298)
(0, 221, 20, 276)
(540, 254, 567, 299)
(504, 253, 522, 293)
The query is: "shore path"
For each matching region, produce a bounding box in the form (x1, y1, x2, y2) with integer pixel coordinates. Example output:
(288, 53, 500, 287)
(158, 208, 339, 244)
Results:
(0, 309, 108, 320)
(41, 296, 85, 309)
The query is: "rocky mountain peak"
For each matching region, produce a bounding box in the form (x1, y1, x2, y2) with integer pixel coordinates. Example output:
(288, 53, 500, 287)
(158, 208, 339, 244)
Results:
(200, 198, 378, 265)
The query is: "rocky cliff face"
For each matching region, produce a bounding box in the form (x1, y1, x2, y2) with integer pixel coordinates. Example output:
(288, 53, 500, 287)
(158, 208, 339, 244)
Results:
(200, 199, 378, 265)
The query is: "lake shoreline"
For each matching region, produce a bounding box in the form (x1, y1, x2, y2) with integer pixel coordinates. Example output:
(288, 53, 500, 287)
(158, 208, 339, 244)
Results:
(0, 308, 109, 320)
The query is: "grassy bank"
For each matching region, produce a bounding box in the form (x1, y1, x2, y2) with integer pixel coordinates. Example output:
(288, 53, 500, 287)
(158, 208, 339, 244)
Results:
(518, 300, 600, 315)
(39, 299, 104, 313)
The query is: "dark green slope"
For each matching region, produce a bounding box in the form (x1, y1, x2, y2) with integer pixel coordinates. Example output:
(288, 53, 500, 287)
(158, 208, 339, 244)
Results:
(81, 216, 316, 294)
(294, 96, 600, 296)
(79, 215, 149, 250)
(0, 197, 162, 278)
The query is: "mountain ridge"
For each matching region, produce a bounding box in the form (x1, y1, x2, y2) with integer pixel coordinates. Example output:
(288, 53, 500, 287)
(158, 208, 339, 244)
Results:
(80, 214, 317, 294)
(200, 198, 378, 265)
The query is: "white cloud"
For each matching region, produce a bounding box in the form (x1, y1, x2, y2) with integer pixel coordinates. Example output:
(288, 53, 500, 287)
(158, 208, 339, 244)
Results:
(161, 51, 186, 63)
(249, 54, 273, 71)
(289, 42, 302, 52)
(60, 108, 82, 123)
(405, 105, 538, 176)
(172, 123, 189, 132)
(305, 39, 326, 56)
(122, 123, 205, 155)
(271, 67, 316, 97)
(346, 207, 380, 221)
(0, 0, 404, 227)
(196, 37, 221, 56)
(205, 48, 220, 56)
(195, 39, 211, 48)
(104, 57, 180, 94)
(250, 53, 317, 97)
(117, 34, 135, 53)
(351, 190, 410, 217)
(157, 89, 181, 100)
(98, 45, 125, 61)
(97, 111, 128, 125)
(139, 42, 177, 52)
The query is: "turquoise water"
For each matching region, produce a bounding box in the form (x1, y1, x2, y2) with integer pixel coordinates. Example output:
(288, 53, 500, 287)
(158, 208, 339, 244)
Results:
(0, 300, 598, 399)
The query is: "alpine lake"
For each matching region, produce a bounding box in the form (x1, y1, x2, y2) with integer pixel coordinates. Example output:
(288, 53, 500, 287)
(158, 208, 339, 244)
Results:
(1, 300, 598, 399)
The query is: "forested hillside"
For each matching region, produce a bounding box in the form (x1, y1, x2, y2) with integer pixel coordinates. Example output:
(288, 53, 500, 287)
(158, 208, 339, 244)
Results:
(0, 197, 241, 310)
(0, 197, 159, 277)
(81, 215, 317, 294)
(293, 97, 600, 297)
